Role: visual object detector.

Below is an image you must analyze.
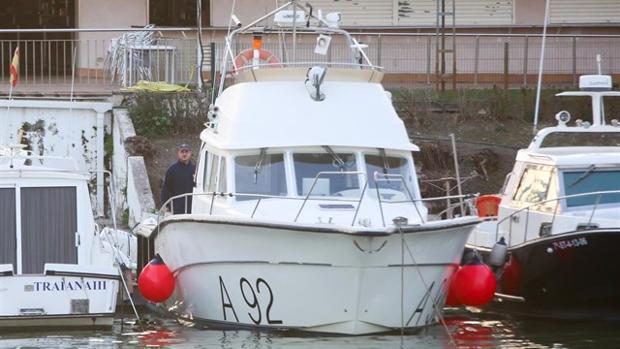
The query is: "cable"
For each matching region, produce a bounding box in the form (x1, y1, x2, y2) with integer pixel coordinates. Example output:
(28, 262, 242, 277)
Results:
(395, 220, 456, 346)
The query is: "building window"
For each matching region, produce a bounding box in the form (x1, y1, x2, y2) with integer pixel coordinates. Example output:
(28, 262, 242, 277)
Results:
(149, 0, 209, 27)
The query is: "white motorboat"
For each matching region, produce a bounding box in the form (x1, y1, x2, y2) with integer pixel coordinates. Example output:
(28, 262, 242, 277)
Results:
(467, 74, 620, 316)
(144, 1, 479, 335)
(0, 145, 134, 329)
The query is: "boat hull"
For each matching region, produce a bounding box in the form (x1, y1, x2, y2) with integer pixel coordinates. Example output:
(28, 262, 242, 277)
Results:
(469, 228, 620, 318)
(0, 273, 119, 329)
(154, 216, 477, 335)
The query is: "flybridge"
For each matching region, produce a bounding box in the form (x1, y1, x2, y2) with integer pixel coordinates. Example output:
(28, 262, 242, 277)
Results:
(527, 76, 620, 151)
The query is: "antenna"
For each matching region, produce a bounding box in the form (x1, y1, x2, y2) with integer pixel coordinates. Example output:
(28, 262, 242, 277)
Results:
(196, 0, 204, 91)
(532, 0, 550, 134)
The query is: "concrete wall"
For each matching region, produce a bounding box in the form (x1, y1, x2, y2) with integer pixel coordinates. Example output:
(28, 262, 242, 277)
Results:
(127, 156, 156, 228)
(111, 108, 156, 228)
(514, 0, 546, 26)
(210, 0, 275, 28)
(0, 99, 113, 215)
(112, 108, 136, 220)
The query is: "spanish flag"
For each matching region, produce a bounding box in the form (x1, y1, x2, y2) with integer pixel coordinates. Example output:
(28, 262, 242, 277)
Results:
(9, 47, 19, 88)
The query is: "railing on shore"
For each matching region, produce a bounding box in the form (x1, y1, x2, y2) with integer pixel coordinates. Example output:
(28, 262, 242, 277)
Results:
(1, 27, 619, 92)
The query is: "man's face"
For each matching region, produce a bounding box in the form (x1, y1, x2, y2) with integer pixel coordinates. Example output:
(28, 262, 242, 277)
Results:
(178, 149, 191, 162)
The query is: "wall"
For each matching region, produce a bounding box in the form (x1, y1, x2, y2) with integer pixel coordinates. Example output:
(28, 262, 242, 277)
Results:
(111, 108, 156, 228)
(112, 108, 136, 220)
(514, 0, 545, 26)
(0, 99, 113, 215)
(126, 156, 156, 228)
(76, 0, 149, 71)
(210, 0, 275, 27)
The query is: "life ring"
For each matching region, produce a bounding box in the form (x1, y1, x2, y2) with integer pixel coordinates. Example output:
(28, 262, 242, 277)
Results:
(475, 194, 501, 218)
(233, 48, 280, 72)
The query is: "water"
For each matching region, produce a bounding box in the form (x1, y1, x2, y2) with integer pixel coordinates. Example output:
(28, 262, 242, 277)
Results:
(2, 310, 619, 349)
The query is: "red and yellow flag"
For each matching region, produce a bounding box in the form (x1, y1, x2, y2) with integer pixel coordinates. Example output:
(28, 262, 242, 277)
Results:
(9, 47, 19, 88)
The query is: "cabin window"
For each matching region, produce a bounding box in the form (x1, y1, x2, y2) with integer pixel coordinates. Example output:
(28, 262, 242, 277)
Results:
(0, 188, 16, 270)
(365, 155, 414, 201)
(217, 157, 227, 193)
(206, 154, 219, 193)
(200, 150, 208, 190)
(563, 169, 620, 207)
(235, 153, 286, 199)
(512, 165, 554, 204)
(293, 153, 359, 197)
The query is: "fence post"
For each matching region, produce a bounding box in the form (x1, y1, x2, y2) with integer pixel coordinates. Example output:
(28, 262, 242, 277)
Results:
(426, 36, 431, 85)
(474, 35, 480, 85)
(523, 35, 529, 87)
(503, 41, 509, 91)
(377, 34, 382, 67)
(572, 36, 577, 86)
(210, 42, 216, 87)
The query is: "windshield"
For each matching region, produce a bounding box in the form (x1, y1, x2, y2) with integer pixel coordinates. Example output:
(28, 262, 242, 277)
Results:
(365, 155, 414, 201)
(293, 153, 359, 197)
(235, 153, 287, 199)
(563, 169, 620, 207)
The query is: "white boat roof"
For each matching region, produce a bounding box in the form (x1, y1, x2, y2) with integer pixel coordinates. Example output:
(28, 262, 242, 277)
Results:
(201, 79, 419, 152)
(0, 155, 88, 180)
(516, 147, 620, 167)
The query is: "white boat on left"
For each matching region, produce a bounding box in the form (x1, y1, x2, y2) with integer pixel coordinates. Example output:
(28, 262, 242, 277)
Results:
(0, 144, 134, 329)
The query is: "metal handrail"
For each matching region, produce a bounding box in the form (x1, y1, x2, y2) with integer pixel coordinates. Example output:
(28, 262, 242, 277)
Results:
(373, 172, 426, 224)
(495, 189, 620, 243)
(218, 1, 374, 95)
(159, 181, 476, 228)
(233, 61, 384, 74)
(293, 170, 365, 222)
(0, 27, 619, 39)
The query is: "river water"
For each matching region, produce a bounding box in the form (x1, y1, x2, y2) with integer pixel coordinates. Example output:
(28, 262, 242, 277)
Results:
(2, 310, 619, 349)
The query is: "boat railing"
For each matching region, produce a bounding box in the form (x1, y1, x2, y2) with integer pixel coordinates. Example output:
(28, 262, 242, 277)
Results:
(495, 190, 620, 246)
(160, 173, 477, 228)
(233, 62, 384, 74)
(218, 1, 377, 95)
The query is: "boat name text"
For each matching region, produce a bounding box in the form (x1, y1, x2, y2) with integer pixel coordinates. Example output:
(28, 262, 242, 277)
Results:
(31, 280, 107, 292)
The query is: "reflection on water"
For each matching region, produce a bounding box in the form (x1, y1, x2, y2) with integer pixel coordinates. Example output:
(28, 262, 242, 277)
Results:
(1, 311, 619, 349)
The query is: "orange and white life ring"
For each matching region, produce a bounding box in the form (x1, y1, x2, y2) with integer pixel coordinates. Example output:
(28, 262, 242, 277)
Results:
(233, 48, 280, 72)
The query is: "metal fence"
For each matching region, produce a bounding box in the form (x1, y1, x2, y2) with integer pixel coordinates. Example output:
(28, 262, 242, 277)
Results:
(0, 28, 619, 94)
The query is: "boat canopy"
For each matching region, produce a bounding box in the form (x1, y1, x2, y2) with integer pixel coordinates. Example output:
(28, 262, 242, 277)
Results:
(201, 80, 419, 151)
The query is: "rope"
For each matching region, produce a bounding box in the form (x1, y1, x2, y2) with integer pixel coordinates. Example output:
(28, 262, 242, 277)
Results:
(394, 219, 456, 346)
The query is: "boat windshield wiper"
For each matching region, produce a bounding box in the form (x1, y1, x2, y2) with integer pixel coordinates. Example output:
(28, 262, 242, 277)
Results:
(322, 145, 345, 170)
(379, 148, 390, 175)
(568, 164, 596, 188)
(254, 148, 267, 184)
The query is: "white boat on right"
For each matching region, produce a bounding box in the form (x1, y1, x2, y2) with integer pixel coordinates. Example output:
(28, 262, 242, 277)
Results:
(467, 74, 620, 317)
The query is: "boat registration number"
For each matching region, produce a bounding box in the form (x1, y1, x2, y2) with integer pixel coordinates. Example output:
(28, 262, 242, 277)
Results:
(219, 276, 283, 325)
(552, 237, 588, 250)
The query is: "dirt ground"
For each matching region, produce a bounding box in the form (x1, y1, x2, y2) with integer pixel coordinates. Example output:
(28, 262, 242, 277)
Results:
(145, 132, 203, 208)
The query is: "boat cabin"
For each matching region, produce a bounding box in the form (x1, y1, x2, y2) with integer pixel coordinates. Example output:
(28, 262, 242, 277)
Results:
(179, 70, 429, 227)
(492, 77, 620, 246)
(0, 150, 111, 275)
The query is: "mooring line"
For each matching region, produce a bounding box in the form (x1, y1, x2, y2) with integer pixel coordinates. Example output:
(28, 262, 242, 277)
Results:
(394, 218, 456, 346)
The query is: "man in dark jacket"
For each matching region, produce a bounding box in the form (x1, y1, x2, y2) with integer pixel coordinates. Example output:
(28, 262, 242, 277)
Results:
(161, 144, 196, 214)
